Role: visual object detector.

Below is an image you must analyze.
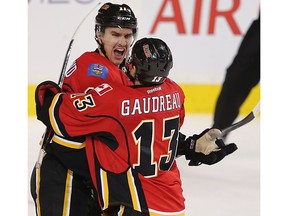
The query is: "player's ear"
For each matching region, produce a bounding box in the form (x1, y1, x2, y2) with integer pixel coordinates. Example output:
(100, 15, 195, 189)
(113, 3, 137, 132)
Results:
(96, 32, 103, 45)
(130, 65, 137, 78)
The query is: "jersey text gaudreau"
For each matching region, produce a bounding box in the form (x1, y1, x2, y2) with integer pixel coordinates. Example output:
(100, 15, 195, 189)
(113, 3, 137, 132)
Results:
(121, 92, 181, 116)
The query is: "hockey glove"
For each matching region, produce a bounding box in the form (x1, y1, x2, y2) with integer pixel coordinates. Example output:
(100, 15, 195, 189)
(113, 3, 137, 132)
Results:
(178, 129, 237, 166)
(35, 80, 61, 126)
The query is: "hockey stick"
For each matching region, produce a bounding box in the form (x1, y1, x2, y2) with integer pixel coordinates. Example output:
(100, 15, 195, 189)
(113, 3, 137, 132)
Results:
(220, 101, 260, 137)
(36, 2, 102, 167)
(176, 102, 260, 160)
(57, 2, 102, 88)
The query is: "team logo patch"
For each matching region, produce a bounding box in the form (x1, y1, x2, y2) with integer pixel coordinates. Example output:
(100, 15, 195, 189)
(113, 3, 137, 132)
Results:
(88, 64, 108, 80)
(94, 83, 113, 96)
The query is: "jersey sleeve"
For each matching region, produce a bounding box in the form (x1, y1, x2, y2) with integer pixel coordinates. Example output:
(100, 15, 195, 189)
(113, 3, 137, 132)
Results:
(48, 86, 131, 175)
(48, 84, 123, 138)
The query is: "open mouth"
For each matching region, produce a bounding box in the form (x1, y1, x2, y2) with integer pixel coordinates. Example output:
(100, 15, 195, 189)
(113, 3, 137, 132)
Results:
(114, 48, 125, 59)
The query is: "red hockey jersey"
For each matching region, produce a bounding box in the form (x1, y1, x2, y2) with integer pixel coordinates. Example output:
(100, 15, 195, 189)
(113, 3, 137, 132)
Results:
(48, 79, 186, 215)
(53, 51, 133, 149)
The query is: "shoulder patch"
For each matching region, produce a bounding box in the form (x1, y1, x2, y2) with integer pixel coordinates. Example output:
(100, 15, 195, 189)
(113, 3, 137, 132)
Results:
(87, 64, 108, 80)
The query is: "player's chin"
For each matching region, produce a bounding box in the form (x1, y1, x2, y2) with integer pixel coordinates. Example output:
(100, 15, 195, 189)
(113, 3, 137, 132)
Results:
(111, 55, 125, 66)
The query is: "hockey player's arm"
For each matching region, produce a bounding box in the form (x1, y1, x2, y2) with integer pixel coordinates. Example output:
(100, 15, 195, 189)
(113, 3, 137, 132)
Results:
(36, 81, 124, 139)
(35, 80, 61, 128)
(36, 80, 95, 136)
(177, 129, 238, 166)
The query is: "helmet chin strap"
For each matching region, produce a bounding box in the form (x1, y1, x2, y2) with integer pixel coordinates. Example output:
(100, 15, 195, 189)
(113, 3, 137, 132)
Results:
(100, 45, 109, 60)
(95, 36, 109, 60)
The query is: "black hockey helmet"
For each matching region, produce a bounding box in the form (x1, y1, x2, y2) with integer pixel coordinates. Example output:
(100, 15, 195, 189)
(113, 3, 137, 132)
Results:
(95, 2, 138, 34)
(130, 38, 173, 85)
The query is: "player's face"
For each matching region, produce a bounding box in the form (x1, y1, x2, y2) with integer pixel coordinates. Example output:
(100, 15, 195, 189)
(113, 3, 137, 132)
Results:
(100, 27, 134, 67)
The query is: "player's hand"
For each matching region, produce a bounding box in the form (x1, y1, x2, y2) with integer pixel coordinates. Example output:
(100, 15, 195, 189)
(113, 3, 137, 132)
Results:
(35, 80, 61, 125)
(180, 128, 238, 166)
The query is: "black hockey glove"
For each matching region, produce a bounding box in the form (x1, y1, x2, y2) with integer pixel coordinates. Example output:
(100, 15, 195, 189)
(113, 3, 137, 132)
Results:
(178, 129, 238, 166)
(35, 80, 61, 127)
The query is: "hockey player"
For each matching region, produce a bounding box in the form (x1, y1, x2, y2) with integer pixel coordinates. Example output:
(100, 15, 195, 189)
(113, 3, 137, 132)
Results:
(30, 2, 138, 216)
(35, 38, 237, 216)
